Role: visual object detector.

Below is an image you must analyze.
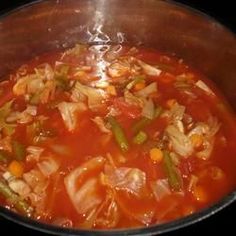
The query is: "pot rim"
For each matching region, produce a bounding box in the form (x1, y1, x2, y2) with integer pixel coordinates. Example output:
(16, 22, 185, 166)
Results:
(0, 0, 235, 235)
(1, 192, 235, 235)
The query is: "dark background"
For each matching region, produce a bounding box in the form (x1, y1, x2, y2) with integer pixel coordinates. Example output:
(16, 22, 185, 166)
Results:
(0, 0, 235, 32)
(0, 0, 235, 235)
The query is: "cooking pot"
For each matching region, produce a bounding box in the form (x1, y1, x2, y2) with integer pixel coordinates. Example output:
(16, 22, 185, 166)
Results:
(0, 0, 235, 235)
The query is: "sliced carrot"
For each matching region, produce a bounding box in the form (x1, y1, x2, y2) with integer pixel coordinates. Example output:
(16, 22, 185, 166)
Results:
(166, 99, 177, 108)
(134, 81, 146, 91)
(150, 148, 163, 163)
(8, 160, 24, 178)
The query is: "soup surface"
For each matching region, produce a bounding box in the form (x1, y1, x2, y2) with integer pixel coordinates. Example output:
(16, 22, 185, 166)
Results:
(0, 44, 235, 229)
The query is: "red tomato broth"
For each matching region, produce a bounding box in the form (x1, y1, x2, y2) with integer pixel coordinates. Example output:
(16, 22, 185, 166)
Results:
(0, 44, 235, 229)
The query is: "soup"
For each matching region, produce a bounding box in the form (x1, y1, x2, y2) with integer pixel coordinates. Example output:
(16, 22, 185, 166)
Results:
(0, 44, 235, 229)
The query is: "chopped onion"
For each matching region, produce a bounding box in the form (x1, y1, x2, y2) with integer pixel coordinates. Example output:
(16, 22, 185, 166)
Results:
(7, 105, 37, 124)
(196, 139, 214, 160)
(71, 82, 106, 111)
(195, 80, 215, 96)
(3, 171, 15, 182)
(64, 157, 105, 215)
(50, 144, 71, 156)
(124, 90, 144, 107)
(166, 125, 193, 157)
(137, 60, 161, 76)
(23, 169, 48, 194)
(107, 61, 130, 78)
(25, 105, 37, 116)
(35, 63, 54, 81)
(150, 179, 171, 201)
(95, 194, 120, 228)
(91, 117, 111, 134)
(141, 98, 155, 120)
(57, 101, 87, 131)
(188, 117, 220, 160)
(26, 146, 44, 162)
(37, 157, 59, 177)
(135, 82, 157, 98)
(27, 77, 45, 94)
(162, 102, 185, 124)
(72, 178, 102, 215)
(114, 192, 154, 225)
(9, 179, 31, 198)
(13, 75, 35, 96)
(104, 166, 147, 197)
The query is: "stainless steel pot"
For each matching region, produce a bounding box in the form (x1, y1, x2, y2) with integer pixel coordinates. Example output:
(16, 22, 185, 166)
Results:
(0, 0, 235, 235)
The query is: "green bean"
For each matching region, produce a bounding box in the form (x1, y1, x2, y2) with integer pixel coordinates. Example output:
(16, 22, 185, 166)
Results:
(0, 100, 16, 135)
(133, 131, 148, 145)
(163, 151, 182, 191)
(0, 180, 33, 217)
(0, 151, 11, 164)
(12, 141, 26, 161)
(132, 105, 162, 135)
(132, 117, 151, 134)
(108, 117, 129, 152)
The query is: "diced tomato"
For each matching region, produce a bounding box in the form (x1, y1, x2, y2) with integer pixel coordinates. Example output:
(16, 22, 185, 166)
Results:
(113, 98, 141, 119)
(186, 100, 211, 121)
(179, 157, 197, 176)
(158, 72, 176, 84)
